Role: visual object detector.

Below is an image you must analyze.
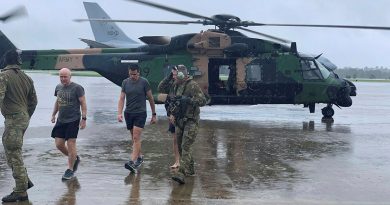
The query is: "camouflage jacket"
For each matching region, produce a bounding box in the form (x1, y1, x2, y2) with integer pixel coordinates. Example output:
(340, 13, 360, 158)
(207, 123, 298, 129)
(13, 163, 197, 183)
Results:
(158, 77, 206, 120)
(157, 73, 175, 95)
(0, 65, 38, 117)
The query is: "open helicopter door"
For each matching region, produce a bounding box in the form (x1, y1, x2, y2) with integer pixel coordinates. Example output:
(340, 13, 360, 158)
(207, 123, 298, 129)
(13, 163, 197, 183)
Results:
(208, 58, 237, 95)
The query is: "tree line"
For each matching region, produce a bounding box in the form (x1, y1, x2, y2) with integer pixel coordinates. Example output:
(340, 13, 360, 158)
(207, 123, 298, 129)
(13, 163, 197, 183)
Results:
(334, 67, 390, 79)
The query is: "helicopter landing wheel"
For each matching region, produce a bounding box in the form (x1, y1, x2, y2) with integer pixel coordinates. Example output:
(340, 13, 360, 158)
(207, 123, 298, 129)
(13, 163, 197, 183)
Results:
(321, 105, 334, 118)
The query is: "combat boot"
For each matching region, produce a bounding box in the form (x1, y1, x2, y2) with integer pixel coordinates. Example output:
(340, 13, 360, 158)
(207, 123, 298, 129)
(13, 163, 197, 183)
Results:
(2, 191, 28, 202)
(172, 172, 185, 184)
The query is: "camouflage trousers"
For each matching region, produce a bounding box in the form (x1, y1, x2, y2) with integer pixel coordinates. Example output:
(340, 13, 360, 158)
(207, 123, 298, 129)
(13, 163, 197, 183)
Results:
(176, 118, 198, 176)
(2, 112, 30, 193)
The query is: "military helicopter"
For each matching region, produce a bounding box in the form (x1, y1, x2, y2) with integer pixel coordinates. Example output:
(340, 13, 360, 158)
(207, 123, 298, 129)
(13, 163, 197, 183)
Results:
(4, 1, 390, 118)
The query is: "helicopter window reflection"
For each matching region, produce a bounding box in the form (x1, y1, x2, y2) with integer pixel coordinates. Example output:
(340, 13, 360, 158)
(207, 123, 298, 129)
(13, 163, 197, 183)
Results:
(300, 60, 322, 80)
(316, 60, 331, 79)
(245, 64, 262, 82)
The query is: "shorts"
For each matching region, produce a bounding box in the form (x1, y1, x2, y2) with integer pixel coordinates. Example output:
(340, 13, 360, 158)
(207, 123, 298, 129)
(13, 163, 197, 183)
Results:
(51, 119, 80, 140)
(124, 111, 147, 130)
(168, 122, 175, 133)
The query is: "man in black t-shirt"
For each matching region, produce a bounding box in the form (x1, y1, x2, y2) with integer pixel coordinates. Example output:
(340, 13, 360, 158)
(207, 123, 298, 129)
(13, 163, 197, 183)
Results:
(51, 68, 87, 180)
(118, 64, 157, 173)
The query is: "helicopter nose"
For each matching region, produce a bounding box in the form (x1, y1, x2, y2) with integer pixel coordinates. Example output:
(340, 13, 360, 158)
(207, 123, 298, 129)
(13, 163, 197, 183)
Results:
(336, 79, 353, 107)
(344, 79, 357, 96)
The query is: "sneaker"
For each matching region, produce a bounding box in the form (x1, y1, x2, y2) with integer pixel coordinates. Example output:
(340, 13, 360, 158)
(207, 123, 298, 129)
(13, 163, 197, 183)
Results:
(124, 161, 136, 173)
(62, 169, 74, 180)
(73, 155, 80, 172)
(172, 172, 185, 184)
(27, 179, 34, 189)
(134, 156, 144, 168)
(2, 192, 28, 202)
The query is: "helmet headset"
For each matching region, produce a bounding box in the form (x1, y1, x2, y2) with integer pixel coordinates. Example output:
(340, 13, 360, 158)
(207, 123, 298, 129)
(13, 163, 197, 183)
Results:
(173, 65, 187, 80)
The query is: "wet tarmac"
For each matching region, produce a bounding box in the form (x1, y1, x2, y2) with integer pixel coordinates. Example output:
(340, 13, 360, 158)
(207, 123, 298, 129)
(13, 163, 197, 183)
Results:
(1, 73, 390, 204)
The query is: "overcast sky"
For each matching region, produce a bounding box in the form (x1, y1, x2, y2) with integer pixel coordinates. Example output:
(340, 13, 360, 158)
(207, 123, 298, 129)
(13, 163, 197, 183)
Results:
(2, 0, 390, 68)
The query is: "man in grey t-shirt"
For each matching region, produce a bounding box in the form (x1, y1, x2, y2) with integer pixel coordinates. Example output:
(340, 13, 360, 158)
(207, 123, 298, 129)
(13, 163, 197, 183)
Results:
(118, 64, 157, 173)
(51, 68, 87, 180)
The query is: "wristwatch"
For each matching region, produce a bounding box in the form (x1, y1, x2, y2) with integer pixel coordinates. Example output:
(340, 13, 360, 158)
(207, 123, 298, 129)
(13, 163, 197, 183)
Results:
(82, 117, 87, 120)
(152, 113, 157, 116)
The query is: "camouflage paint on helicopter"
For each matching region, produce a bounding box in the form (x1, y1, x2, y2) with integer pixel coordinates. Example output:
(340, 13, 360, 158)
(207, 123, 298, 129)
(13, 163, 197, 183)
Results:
(0, 29, 355, 118)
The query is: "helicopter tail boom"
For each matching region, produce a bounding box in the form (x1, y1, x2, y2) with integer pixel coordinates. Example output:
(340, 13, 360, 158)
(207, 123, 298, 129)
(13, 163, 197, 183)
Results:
(0, 30, 17, 67)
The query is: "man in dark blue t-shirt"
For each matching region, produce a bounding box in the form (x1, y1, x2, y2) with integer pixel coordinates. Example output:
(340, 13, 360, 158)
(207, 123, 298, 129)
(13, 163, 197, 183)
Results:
(51, 68, 87, 180)
(118, 64, 157, 173)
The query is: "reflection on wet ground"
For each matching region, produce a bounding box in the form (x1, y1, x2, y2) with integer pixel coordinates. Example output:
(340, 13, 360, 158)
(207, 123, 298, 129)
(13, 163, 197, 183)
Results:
(196, 120, 351, 199)
(0, 74, 390, 204)
(56, 178, 80, 205)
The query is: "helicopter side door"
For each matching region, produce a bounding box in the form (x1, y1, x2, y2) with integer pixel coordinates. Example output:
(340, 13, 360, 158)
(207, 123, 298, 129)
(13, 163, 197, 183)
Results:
(244, 58, 276, 97)
(241, 56, 302, 104)
(208, 57, 293, 104)
(208, 58, 237, 95)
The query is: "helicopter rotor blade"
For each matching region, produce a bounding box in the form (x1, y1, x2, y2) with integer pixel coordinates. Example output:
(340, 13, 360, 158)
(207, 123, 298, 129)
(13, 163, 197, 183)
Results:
(246, 22, 390, 31)
(74, 18, 202, 25)
(0, 5, 27, 23)
(127, 0, 214, 21)
(127, 0, 390, 31)
(237, 27, 291, 44)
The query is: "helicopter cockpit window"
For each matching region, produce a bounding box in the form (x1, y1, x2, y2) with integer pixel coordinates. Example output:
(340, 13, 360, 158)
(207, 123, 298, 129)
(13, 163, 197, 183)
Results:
(300, 59, 322, 80)
(209, 37, 220, 48)
(315, 59, 331, 79)
(245, 64, 262, 82)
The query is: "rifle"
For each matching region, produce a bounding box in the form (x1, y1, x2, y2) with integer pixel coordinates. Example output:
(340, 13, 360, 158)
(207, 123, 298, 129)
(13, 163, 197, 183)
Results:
(165, 95, 190, 119)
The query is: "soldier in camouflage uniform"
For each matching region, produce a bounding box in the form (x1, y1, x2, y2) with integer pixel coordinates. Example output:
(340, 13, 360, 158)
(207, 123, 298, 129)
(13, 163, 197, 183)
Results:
(167, 65, 207, 184)
(0, 49, 37, 202)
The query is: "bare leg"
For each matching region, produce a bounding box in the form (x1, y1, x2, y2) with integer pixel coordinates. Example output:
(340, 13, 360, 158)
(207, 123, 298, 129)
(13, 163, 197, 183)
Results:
(55, 138, 68, 156)
(171, 132, 180, 168)
(129, 129, 142, 159)
(131, 126, 143, 162)
(129, 129, 134, 159)
(66, 139, 77, 171)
